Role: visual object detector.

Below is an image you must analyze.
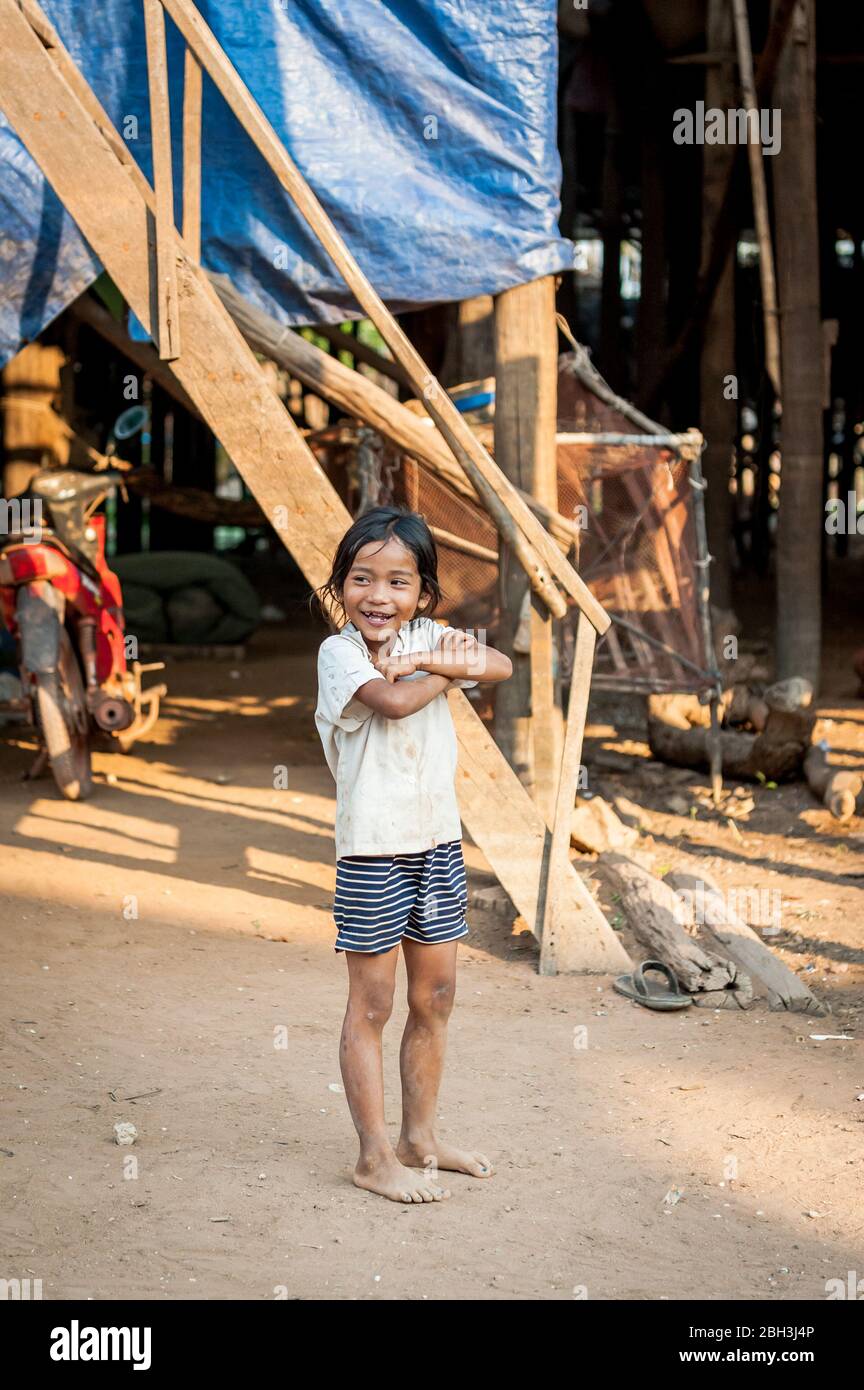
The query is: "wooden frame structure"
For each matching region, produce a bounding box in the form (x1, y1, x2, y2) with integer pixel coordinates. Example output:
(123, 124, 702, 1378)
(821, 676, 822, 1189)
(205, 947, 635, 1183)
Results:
(0, 0, 630, 974)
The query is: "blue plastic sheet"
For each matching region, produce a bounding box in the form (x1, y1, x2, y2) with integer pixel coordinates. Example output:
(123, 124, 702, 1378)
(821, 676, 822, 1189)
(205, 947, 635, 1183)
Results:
(0, 1, 573, 365)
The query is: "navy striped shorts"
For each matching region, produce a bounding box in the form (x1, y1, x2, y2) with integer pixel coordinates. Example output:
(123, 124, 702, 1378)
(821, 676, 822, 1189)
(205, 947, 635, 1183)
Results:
(333, 840, 469, 954)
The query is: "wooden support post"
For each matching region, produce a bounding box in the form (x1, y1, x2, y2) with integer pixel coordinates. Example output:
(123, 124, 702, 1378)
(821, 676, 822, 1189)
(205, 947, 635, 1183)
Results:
(538, 611, 596, 975)
(182, 46, 202, 261)
(493, 276, 562, 809)
(143, 0, 181, 359)
(772, 0, 822, 687)
(0, 0, 627, 972)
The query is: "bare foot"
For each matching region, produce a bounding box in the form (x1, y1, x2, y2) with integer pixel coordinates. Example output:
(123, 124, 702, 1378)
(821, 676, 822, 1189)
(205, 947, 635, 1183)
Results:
(353, 1151, 451, 1203)
(396, 1136, 494, 1178)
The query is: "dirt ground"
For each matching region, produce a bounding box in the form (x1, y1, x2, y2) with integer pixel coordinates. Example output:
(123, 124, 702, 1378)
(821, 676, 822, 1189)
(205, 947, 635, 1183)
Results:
(1, 619, 863, 1301)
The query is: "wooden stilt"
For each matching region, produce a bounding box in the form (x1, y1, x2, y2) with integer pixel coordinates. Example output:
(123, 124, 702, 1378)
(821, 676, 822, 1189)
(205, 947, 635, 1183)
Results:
(772, 0, 822, 687)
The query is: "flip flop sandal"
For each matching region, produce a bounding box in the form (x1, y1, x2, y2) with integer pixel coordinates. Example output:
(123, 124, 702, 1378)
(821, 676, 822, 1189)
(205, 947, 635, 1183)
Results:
(613, 959, 692, 1011)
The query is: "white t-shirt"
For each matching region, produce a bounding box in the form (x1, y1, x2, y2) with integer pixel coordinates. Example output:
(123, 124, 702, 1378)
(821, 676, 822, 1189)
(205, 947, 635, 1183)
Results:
(315, 616, 478, 859)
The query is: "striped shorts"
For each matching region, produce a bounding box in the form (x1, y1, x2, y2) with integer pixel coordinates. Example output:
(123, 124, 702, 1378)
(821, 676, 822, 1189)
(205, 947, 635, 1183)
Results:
(333, 840, 469, 954)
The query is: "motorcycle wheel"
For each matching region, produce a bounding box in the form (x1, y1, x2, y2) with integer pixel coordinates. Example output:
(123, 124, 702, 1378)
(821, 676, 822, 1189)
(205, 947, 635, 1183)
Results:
(34, 628, 93, 801)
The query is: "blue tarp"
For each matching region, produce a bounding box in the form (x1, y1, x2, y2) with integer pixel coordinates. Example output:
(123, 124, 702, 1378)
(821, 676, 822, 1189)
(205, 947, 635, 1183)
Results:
(0, 0, 573, 366)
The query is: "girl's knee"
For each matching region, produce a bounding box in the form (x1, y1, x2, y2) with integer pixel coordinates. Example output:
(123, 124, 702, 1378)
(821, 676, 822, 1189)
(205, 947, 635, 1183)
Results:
(407, 977, 455, 1021)
(348, 981, 395, 1027)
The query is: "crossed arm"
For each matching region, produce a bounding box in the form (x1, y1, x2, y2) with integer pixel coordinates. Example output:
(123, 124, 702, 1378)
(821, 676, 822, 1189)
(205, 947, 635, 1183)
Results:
(354, 630, 512, 720)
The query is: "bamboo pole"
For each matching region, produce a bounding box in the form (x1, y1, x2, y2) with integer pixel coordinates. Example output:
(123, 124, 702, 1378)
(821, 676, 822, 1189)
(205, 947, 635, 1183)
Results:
(313, 323, 411, 389)
(731, 0, 782, 397)
(157, 0, 610, 633)
(142, 0, 181, 359)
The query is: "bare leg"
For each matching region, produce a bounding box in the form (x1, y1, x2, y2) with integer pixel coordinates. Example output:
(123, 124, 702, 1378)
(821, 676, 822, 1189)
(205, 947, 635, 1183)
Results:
(340, 946, 449, 1203)
(396, 938, 493, 1180)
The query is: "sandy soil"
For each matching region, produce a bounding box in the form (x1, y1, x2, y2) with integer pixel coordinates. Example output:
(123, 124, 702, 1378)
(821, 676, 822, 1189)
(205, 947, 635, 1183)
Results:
(1, 623, 862, 1301)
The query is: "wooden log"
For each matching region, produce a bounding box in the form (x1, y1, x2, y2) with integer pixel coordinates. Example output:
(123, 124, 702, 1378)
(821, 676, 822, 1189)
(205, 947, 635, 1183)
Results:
(666, 869, 826, 1014)
(803, 744, 864, 822)
(142, 0, 181, 359)
(182, 47, 202, 261)
(594, 853, 743, 1001)
(313, 323, 410, 389)
(0, 0, 627, 972)
(159, 0, 612, 634)
(647, 690, 814, 782)
(210, 275, 580, 551)
(538, 611, 595, 974)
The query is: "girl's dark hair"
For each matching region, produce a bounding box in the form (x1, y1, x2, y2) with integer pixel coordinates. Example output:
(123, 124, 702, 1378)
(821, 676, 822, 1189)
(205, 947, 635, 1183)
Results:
(315, 506, 441, 626)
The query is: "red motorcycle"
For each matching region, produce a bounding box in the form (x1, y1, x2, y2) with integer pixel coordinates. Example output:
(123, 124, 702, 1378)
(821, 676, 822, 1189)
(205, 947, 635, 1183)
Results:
(0, 459, 166, 800)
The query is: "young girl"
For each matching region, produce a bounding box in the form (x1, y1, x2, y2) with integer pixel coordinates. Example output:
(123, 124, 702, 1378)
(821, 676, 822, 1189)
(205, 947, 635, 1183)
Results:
(315, 506, 512, 1204)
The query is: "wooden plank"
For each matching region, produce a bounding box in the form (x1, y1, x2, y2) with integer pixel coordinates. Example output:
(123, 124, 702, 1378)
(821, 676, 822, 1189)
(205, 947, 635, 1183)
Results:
(0, 0, 628, 971)
(538, 612, 597, 975)
(182, 46, 203, 261)
(142, 0, 181, 359)
(158, 0, 611, 634)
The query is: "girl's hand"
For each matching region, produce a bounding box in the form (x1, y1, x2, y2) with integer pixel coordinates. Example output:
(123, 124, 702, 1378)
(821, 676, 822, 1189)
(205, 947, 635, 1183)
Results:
(438, 627, 483, 673)
(373, 651, 424, 684)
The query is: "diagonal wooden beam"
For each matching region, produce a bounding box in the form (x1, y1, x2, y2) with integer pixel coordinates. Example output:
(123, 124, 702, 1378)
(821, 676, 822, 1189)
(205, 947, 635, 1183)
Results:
(0, 0, 627, 971)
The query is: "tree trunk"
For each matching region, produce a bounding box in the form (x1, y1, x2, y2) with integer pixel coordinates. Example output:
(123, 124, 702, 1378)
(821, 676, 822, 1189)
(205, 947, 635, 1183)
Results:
(772, 0, 822, 686)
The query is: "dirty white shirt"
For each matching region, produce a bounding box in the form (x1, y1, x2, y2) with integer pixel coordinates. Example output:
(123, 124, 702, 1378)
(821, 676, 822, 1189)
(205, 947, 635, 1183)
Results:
(315, 617, 478, 859)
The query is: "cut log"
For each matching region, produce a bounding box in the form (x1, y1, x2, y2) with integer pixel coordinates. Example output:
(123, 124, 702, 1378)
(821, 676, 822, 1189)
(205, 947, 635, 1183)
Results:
(666, 869, 827, 1015)
(570, 797, 639, 855)
(647, 689, 814, 782)
(803, 745, 864, 822)
(594, 852, 746, 1004)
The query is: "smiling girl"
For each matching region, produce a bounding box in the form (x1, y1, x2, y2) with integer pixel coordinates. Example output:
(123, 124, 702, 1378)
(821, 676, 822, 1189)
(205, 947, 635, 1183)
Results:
(314, 506, 512, 1204)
